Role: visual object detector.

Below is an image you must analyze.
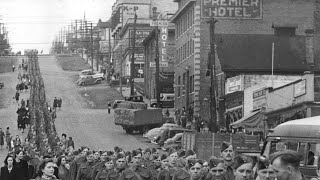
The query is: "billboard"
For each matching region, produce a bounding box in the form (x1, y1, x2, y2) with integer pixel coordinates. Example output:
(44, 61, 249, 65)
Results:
(225, 75, 242, 94)
(201, 0, 262, 19)
(122, 4, 150, 22)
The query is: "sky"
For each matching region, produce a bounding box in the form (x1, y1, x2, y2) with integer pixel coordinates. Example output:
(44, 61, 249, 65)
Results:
(0, 0, 116, 53)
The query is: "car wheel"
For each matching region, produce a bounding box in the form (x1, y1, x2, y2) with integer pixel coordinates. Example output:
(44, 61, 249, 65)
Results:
(80, 82, 85, 86)
(96, 80, 101, 84)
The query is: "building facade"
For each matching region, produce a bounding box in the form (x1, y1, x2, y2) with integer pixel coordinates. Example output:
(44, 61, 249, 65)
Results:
(171, 0, 320, 128)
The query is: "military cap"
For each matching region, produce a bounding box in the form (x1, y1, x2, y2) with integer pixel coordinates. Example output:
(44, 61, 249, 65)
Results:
(233, 155, 253, 170)
(209, 157, 224, 169)
(270, 150, 303, 168)
(177, 149, 186, 158)
(221, 141, 232, 152)
(185, 149, 196, 157)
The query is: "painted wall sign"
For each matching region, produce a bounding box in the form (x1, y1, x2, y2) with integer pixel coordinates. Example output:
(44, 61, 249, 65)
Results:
(201, 0, 262, 19)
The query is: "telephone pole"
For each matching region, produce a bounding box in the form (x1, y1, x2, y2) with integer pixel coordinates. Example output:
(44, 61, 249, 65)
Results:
(208, 18, 219, 133)
(90, 22, 94, 71)
(130, 13, 137, 96)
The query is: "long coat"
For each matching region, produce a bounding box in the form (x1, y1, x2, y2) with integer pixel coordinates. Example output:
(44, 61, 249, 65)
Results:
(0, 166, 24, 180)
(0, 130, 5, 146)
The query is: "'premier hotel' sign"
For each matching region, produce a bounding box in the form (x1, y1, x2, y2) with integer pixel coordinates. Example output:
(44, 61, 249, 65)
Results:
(201, 0, 262, 19)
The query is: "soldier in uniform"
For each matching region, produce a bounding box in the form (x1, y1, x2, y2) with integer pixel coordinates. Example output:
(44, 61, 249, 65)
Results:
(156, 154, 169, 180)
(91, 151, 108, 179)
(232, 155, 254, 180)
(146, 154, 161, 180)
(67, 148, 89, 180)
(166, 150, 178, 180)
(119, 150, 152, 180)
(76, 151, 95, 180)
(205, 157, 226, 180)
(141, 148, 153, 168)
(107, 153, 127, 180)
(95, 156, 114, 180)
(220, 141, 235, 180)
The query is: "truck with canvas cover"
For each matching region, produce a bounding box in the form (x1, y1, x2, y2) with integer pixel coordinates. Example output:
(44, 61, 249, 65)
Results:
(114, 108, 165, 134)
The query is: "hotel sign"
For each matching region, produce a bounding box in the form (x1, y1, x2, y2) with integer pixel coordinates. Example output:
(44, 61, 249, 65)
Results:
(201, 0, 262, 19)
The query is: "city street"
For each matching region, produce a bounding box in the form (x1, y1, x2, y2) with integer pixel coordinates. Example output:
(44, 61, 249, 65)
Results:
(38, 55, 149, 151)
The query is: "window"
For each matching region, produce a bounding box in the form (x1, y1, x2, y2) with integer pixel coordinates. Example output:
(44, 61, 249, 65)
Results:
(187, 12, 190, 30)
(187, 41, 190, 57)
(191, 8, 194, 25)
(189, 75, 194, 93)
(182, 73, 186, 95)
(178, 76, 181, 97)
(274, 27, 296, 36)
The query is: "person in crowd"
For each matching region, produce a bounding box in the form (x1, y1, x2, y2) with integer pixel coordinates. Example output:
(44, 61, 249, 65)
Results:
(106, 153, 127, 180)
(15, 135, 22, 149)
(232, 155, 254, 180)
(220, 141, 234, 180)
(95, 156, 114, 180)
(167, 150, 179, 180)
(76, 151, 95, 180)
(53, 97, 58, 109)
(15, 91, 20, 103)
(119, 149, 152, 180)
(0, 128, 5, 149)
(311, 154, 320, 180)
(187, 159, 205, 180)
(34, 159, 58, 180)
(92, 151, 108, 180)
(270, 150, 307, 180)
(202, 161, 210, 178)
(15, 150, 29, 180)
(206, 157, 226, 180)
(142, 148, 153, 168)
(93, 151, 101, 165)
(57, 156, 70, 180)
(147, 153, 162, 180)
(58, 98, 62, 110)
(67, 137, 75, 150)
(108, 102, 111, 114)
(60, 134, 68, 150)
(151, 148, 160, 161)
(0, 154, 24, 180)
(171, 157, 189, 180)
(255, 156, 276, 180)
(5, 127, 10, 149)
(157, 154, 169, 180)
(21, 99, 25, 108)
(12, 65, 15, 72)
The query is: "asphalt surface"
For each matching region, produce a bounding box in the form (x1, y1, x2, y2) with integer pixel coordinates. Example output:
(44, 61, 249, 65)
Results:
(38, 55, 149, 151)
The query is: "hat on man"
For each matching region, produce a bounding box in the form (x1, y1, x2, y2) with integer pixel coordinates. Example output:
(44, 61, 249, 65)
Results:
(233, 155, 253, 170)
(144, 148, 151, 154)
(270, 150, 303, 168)
(209, 156, 224, 169)
(221, 141, 232, 152)
(177, 149, 186, 158)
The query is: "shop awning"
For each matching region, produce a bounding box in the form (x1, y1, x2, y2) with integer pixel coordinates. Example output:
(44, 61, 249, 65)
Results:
(231, 111, 265, 132)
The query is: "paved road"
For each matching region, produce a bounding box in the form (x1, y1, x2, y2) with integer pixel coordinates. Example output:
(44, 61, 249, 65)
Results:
(38, 55, 149, 151)
(0, 56, 29, 164)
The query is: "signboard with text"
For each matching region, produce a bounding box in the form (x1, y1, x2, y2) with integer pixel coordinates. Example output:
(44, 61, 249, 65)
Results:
(201, 0, 262, 19)
(150, 20, 169, 26)
(226, 75, 242, 94)
(160, 27, 168, 62)
(150, 62, 168, 67)
(122, 4, 150, 22)
(129, 30, 151, 47)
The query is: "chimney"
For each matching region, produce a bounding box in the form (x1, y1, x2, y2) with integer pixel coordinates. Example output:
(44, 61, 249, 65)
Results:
(305, 29, 314, 69)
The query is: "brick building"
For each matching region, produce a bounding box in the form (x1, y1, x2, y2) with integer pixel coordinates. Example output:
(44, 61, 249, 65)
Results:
(171, 0, 320, 128)
(143, 26, 175, 100)
(109, 0, 177, 85)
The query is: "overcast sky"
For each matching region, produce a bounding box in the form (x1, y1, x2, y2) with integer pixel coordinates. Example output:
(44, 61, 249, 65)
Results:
(0, 0, 116, 53)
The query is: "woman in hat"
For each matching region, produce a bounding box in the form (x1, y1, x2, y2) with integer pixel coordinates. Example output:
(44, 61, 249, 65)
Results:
(34, 159, 58, 180)
(95, 156, 114, 180)
(233, 155, 254, 180)
(255, 156, 276, 180)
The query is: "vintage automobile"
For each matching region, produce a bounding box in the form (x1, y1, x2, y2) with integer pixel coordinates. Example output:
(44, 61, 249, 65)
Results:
(261, 116, 320, 179)
(76, 75, 102, 86)
(150, 93, 175, 108)
(125, 95, 144, 102)
(0, 82, 3, 89)
(79, 69, 105, 80)
(143, 123, 180, 141)
(112, 100, 125, 109)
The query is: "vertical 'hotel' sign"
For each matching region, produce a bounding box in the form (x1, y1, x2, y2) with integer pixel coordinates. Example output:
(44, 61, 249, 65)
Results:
(201, 0, 262, 19)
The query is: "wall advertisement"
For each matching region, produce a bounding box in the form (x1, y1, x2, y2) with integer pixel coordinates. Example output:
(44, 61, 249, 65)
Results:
(201, 0, 262, 19)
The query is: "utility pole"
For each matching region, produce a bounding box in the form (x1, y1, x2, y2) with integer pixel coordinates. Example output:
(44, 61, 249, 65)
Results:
(130, 13, 137, 96)
(208, 18, 218, 133)
(90, 22, 94, 71)
(152, 7, 161, 108)
(120, 45, 123, 96)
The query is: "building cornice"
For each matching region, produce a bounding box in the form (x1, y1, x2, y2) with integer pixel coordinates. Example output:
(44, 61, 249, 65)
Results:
(170, 0, 196, 23)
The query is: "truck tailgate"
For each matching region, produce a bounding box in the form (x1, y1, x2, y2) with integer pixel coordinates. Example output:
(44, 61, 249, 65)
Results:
(114, 108, 163, 126)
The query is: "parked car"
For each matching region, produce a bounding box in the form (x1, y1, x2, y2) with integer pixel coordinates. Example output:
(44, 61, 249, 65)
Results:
(113, 100, 125, 109)
(76, 75, 102, 86)
(0, 82, 3, 89)
(150, 93, 175, 108)
(143, 123, 179, 141)
(79, 69, 104, 80)
(125, 95, 144, 102)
